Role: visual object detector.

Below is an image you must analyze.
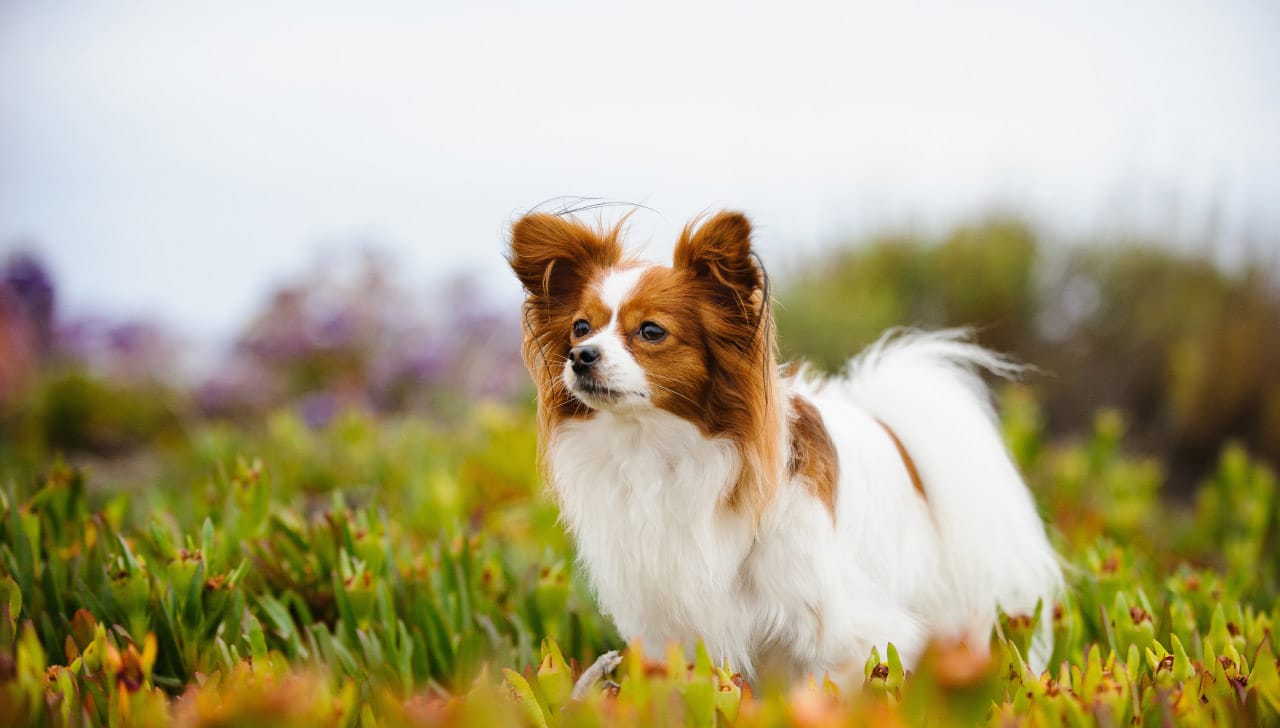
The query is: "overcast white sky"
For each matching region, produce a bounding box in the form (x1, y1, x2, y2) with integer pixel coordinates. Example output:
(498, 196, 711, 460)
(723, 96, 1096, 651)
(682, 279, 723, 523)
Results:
(2, 1, 1278, 341)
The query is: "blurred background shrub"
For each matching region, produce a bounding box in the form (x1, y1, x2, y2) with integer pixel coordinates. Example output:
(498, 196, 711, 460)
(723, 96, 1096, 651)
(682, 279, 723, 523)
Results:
(0, 248, 526, 479)
(775, 219, 1280, 490)
(196, 250, 524, 425)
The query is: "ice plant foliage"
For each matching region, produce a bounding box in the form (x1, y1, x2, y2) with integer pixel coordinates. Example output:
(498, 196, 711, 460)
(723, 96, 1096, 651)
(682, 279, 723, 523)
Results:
(0, 397, 1277, 726)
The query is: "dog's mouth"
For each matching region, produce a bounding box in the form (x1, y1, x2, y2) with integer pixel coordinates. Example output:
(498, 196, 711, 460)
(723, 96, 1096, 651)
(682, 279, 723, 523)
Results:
(568, 377, 643, 408)
(572, 378, 622, 401)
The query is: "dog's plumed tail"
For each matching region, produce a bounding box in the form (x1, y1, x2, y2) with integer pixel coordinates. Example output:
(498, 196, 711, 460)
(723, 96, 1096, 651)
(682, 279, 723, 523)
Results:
(839, 329, 1062, 672)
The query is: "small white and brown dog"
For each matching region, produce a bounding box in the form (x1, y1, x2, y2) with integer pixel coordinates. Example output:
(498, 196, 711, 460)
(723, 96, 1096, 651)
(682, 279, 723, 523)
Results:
(507, 209, 1061, 684)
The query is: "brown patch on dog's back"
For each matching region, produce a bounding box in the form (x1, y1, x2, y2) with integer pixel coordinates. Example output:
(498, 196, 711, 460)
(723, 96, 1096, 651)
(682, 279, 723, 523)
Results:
(876, 420, 926, 500)
(788, 395, 839, 521)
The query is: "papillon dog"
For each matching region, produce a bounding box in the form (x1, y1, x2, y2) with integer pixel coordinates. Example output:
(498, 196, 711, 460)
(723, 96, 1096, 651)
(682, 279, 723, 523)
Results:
(507, 210, 1062, 684)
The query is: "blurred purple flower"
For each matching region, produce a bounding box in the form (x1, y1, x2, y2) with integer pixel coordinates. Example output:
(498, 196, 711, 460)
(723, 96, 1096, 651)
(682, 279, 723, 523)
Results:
(107, 322, 153, 356)
(313, 310, 356, 349)
(238, 289, 311, 362)
(1, 251, 55, 352)
(195, 249, 530, 420)
(51, 315, 176, 384)
(196, 355, 280, 416)
(0, 291, 38, 406)
(299, 391, 338, 429)
(401, 341, 455, 382)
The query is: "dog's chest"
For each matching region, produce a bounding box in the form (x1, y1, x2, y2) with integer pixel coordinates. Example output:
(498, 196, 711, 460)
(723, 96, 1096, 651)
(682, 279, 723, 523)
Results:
(548, 412, 755, 649)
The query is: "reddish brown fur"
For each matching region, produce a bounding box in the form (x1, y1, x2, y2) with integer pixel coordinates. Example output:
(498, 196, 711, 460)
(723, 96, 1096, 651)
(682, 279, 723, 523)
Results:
(612, 267, 711, 423)
(788, 395, 840, 520)
(877, 419, 927, 500)
(507, 213, 627, 463)
(669, 212, 785, 520)
(507, 210, 786, 522)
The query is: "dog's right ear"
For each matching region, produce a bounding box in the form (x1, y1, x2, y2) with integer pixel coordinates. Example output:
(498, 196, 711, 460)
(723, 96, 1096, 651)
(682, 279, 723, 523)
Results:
(507, 213, 623, 299)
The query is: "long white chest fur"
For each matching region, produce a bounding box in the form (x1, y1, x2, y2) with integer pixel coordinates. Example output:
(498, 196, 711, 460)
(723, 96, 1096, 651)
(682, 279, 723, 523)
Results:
(548, 409, 760, 669)
(547, 398, 940, 681)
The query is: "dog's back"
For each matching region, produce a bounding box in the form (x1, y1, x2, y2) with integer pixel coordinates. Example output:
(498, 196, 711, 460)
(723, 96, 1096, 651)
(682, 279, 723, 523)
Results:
(827, 329, 1062, 670)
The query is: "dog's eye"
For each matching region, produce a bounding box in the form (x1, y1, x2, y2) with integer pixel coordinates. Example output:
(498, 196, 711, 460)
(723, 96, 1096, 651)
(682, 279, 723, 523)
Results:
(572, 319, 590, 338)
(639, 322, 666, 342)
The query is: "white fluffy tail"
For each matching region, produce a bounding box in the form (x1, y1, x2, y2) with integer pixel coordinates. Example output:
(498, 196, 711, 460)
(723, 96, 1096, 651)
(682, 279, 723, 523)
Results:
(840, 329, 1062, 672)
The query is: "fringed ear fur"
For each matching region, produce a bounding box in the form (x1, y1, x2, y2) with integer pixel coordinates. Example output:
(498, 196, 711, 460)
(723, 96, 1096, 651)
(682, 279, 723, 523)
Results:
(507, 212, 626, 474)
(673, 211, 766, 318)
(507, 213, 624, 301)
(674, 211, 784, 523)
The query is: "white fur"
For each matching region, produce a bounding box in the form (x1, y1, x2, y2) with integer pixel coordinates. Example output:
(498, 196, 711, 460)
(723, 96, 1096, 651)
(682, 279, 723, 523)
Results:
(547, 321, 1063, 683)
(566, 267, 651, 409)
(598, 266, 646, 313)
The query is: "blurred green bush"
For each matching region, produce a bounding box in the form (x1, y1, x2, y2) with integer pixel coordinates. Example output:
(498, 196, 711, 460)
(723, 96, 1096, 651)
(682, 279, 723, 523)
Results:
(776, 219, 1280, 486)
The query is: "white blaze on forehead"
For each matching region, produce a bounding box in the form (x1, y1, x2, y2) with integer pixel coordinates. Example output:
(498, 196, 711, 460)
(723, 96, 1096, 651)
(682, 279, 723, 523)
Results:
(568, 264, 654, 403)
(596, 265, 648, 322)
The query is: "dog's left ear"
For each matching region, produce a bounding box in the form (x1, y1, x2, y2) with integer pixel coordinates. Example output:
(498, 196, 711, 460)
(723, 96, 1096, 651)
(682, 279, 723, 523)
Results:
(674, 211, 765, 309)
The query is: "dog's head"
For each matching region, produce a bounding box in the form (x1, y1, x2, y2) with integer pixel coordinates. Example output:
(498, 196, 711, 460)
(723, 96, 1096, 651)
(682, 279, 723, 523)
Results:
(507, 210, 783, 512)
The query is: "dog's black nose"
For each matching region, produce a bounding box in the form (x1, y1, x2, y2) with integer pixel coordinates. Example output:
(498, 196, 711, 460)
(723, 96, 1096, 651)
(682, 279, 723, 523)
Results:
(570, 345, 601, 375)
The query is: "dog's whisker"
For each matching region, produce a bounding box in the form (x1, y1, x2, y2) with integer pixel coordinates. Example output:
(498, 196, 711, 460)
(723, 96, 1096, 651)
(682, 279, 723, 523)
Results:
(646, 382, 701, 409)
